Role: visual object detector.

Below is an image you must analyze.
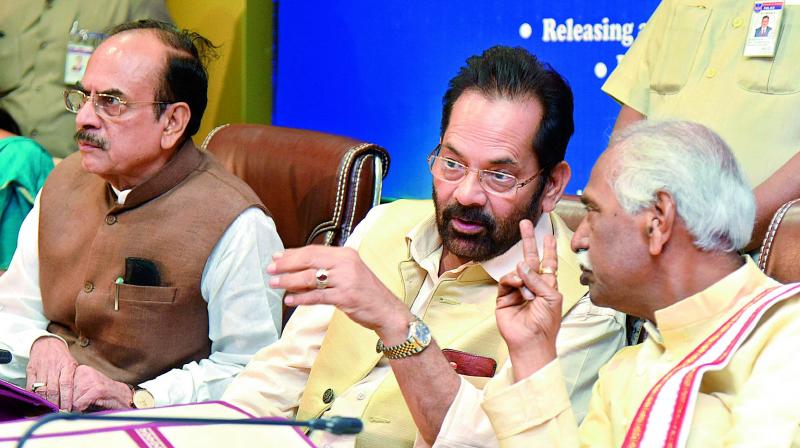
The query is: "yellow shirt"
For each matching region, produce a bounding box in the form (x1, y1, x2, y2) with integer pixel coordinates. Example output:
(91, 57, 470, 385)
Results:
(481, 258, 800, 447)
(602, 0, 800, 187)
(225, 201, 625, 448)
(0, 0, 171, 157)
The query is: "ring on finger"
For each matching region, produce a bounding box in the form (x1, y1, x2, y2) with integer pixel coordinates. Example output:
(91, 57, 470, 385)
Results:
(539, 266, 556, 275)
(31, 382, 46, 392)
(315, 268, 329, 289)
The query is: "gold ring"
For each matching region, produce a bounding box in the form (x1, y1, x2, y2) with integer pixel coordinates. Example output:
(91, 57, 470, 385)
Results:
(315, 268, 329, 289)
(31, 382, 46, 392)
(539, 267, 556, 275)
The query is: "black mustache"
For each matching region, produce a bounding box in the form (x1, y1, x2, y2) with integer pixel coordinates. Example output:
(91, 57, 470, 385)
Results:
(442, 204, 495, 231)
(74, 129, 107, 149)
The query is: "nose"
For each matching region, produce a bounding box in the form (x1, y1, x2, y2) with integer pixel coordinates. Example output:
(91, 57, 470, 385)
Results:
(571, 217, 590, 253)
(452, 171, 488, 208)
(75, 94, 101, 130)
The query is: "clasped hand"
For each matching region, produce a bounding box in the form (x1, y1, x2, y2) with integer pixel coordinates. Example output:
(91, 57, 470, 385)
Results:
(27, 337, 133, 411)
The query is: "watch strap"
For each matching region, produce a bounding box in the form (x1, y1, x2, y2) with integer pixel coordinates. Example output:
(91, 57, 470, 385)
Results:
(376, 317, 431, 360)
(127, 384, 136, 408)
(382, 339, 426, 359)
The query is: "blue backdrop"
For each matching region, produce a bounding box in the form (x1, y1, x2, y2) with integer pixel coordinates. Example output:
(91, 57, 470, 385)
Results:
(274, 1, 660, 199)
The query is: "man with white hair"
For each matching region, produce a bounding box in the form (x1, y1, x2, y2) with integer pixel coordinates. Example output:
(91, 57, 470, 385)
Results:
(479, 120, 800, 446)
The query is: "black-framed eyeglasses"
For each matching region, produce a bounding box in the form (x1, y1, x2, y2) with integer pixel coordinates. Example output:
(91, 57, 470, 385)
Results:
(427, 145, 542, 195)
(63, 88, 169, 117)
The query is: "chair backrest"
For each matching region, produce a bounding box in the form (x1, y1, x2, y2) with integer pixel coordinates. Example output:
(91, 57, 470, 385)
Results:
(554, 194, 585, 232)
(201, 123, 390, 249)
(758, 198, 800, 283)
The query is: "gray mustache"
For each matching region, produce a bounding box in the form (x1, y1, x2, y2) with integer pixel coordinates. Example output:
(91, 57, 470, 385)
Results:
(74, 129, 107, 149)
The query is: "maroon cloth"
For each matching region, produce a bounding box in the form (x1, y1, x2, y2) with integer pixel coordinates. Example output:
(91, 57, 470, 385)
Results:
(442, 348, 497, 378)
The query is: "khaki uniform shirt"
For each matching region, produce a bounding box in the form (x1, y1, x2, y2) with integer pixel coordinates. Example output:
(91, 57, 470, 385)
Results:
(603, 0, 800, 187)
(0, 0, 171, 157)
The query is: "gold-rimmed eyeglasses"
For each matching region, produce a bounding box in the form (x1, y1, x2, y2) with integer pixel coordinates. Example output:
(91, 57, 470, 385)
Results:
(63, 88, 169, 117)
(427, 145, 542, 195)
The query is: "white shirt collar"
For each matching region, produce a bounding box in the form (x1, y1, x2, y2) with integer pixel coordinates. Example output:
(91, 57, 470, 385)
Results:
(110, 185, 132, 205)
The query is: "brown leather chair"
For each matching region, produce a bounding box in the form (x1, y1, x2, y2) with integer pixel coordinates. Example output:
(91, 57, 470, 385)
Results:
(758, 198, 800, 283)
(201, 123, 390, 249)
(554, 194, 585, 232)
(201, 124, 390, 327)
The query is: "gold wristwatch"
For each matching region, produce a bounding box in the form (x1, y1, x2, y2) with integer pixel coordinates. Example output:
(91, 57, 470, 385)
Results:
(128, 385, 155, 409)
(376, 317, 432, 359)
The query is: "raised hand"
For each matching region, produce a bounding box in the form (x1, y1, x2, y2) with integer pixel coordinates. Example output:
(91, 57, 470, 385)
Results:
(495, 219, 563, 381)
(268, 245, 413, 342)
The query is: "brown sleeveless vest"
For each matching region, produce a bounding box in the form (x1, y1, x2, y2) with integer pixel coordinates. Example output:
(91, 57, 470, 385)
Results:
(37, 141, 267, 384)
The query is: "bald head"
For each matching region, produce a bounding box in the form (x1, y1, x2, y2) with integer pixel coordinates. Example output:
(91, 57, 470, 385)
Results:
(90, 30, 169, 98)
(104, 20, 217, 141)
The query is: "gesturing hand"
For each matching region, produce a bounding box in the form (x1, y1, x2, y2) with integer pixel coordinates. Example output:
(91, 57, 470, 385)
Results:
(26, 336, 78, 411)
(268, 245, 413, 341)
(495, 219, 563, 381)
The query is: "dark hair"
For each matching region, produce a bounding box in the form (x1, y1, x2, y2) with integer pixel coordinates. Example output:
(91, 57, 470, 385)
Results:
(440, 46, 574, 176)
(106, 20, 219, 142)
(0, 109, 20, 135)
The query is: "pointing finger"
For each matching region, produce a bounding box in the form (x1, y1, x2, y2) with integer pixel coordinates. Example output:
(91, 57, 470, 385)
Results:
(520, 219, 540, 267)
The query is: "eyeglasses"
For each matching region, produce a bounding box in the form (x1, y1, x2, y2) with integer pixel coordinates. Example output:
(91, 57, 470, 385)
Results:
(427, 145, 542, 195)
(63, 89, 169, 117)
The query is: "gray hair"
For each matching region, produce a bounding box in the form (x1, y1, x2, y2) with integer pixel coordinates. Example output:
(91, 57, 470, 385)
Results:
(607, 120, 755, 252)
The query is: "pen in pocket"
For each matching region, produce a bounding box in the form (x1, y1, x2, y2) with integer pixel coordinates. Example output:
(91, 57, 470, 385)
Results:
(114, 276, 123, 311)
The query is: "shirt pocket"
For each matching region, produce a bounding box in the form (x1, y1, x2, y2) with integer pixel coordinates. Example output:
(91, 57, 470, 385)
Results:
(117, 283, 177, 304)
(648, 3, 711, 94)
(736, 7, 800, 94)
(0, 36, 21, 93)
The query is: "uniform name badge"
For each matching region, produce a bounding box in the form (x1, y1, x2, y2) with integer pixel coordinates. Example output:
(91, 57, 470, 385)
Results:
(64, 43, 94, 85)
(743, 1, 784, 57)
(64, 21, 104, 85)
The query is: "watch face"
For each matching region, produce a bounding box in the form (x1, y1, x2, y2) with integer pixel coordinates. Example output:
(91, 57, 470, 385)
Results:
(412, 320, 432, 345)
(134, 389, 155, 409)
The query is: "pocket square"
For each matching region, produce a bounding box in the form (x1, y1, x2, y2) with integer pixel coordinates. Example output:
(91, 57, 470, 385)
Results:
(442, 349, 497, 377)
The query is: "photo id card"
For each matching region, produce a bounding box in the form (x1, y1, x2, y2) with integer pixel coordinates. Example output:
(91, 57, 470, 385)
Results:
(64, 43, 93, 85)
(744, 1, 784, 57)
(63, 21, 105, 85)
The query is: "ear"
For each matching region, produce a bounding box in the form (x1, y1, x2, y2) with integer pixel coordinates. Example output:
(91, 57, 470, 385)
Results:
(540, 161, 571, 213)
(646, 190, 677, 256)
(160, 102, 191, 150)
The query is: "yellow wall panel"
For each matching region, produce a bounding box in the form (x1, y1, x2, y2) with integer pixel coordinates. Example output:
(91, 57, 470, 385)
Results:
(166, 0, 272, 141)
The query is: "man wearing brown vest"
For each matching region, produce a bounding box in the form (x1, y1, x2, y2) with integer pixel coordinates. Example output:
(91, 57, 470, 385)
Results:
(0, 21, 282, 413)
(223, 46, 625, 447)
